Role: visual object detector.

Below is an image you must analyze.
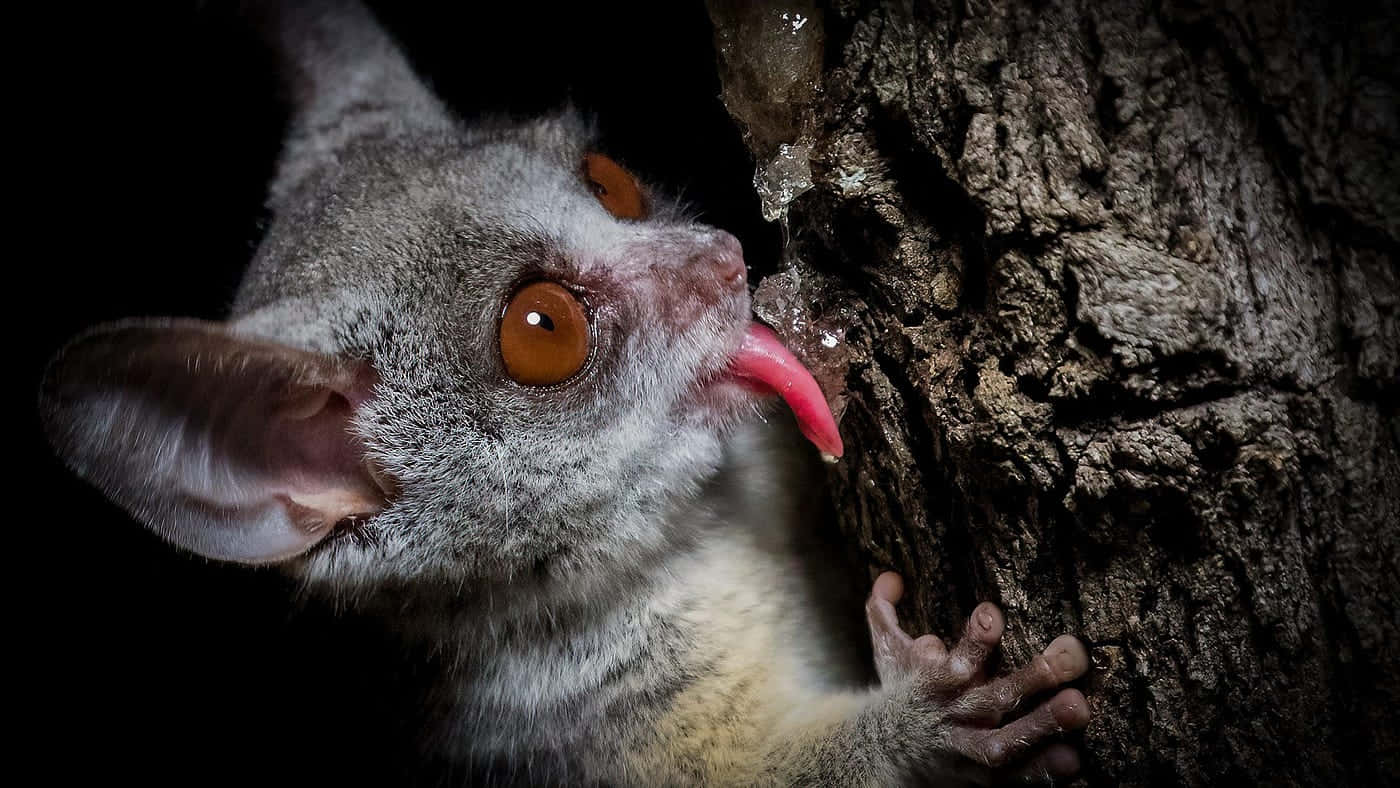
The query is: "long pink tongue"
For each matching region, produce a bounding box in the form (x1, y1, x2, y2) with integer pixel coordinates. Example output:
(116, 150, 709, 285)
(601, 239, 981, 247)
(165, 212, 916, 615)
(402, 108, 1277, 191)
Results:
(729, 323, 844, 458)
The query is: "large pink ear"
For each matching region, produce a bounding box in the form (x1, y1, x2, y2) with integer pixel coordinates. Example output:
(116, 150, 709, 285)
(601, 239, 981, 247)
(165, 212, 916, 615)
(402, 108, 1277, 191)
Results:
(40, 319, 388, 564)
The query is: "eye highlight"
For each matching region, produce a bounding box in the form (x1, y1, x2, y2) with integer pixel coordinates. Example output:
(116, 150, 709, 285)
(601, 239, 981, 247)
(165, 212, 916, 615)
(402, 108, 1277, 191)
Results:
(583, 153, 647, 220)
(499, 281, 591, 386)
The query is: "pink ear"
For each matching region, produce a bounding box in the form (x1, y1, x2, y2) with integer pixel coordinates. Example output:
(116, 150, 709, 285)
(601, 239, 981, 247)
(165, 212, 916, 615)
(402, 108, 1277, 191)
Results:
(40, 319, 388, 564)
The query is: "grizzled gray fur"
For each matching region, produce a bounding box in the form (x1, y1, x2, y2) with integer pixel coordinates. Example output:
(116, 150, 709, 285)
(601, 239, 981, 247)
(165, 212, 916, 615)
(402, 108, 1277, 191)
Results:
(39, 2, 1092, 784)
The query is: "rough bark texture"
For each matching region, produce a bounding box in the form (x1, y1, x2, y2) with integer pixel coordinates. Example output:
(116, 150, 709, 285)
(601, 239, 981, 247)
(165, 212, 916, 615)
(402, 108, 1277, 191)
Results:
(709, 0, 1399, 784)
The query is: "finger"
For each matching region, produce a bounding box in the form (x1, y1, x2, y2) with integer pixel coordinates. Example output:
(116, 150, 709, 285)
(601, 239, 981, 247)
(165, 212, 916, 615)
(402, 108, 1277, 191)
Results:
(1000, 742, 1081, 784)
(939, 740, 1081, 786)
(871, 571, 904, 604)
(952, 635, 1090, 724)
(945, 602, 1004, 682)
(915, 602, 1002, 698)
(1042, 635, 1090, 681)
(953, 688, 1090, 768)
(865, 573, 910, 642)
(866, 573, 913, 682)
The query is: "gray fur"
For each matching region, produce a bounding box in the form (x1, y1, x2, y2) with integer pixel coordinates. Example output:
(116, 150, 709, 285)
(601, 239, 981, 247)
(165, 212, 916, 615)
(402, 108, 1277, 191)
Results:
(40, 2, 1090, 784)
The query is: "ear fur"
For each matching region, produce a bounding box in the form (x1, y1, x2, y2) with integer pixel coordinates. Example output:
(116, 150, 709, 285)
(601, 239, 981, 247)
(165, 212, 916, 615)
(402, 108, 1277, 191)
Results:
(40, 319, 386, 564)
(254, 0, 455, 202)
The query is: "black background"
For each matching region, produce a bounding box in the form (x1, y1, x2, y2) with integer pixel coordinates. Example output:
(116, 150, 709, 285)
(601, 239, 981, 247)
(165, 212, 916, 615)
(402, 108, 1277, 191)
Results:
(24, 1, 776, 780)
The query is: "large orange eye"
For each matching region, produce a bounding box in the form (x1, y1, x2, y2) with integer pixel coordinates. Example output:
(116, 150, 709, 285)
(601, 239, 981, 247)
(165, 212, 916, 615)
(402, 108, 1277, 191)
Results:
(583, 153, 647, 220)
(499, 281, 591, 386)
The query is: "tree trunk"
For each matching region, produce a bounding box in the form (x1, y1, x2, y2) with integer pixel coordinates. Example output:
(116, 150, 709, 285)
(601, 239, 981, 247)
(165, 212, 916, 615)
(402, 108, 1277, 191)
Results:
(707, 0, 1400, 784)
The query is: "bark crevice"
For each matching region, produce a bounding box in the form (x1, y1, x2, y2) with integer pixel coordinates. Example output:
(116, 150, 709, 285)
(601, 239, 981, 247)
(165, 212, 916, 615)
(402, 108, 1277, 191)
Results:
(711, 0, 1400, 783)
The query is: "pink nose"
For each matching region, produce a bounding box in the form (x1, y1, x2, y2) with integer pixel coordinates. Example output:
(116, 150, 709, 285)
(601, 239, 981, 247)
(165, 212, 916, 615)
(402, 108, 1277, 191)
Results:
(706, 231, 747, 291)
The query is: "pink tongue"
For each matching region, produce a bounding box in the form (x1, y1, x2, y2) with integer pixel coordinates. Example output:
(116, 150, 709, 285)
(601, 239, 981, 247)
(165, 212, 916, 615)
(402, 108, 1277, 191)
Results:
(728, 323, 844, 458)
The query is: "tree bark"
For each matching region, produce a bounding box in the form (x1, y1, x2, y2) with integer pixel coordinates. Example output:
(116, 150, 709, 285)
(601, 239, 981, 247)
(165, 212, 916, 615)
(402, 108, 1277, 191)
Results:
(708, 0, 1400, 784)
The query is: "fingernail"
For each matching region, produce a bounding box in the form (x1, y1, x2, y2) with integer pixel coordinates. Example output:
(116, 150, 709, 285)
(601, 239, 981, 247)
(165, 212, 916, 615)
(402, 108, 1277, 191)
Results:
(1053, 699, 1087, 727)
(977, 610, 994, 630)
